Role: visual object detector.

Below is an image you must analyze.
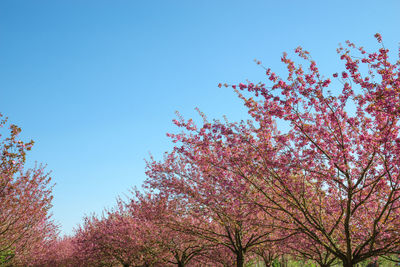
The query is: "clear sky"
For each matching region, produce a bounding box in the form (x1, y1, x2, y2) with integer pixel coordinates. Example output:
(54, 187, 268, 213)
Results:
(0, 0, 399, 235)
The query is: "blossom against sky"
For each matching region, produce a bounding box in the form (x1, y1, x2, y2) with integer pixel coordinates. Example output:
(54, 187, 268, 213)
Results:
(0, 0, 399, 235)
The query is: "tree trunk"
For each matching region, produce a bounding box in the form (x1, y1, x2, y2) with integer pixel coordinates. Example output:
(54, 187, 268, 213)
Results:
(236, 250, 244, 267)
(342, 261, 354, 267)
(177, 262, 185, 267)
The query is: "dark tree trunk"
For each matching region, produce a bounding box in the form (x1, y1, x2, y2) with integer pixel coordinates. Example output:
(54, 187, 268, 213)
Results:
(342, 261, 354, 267)
(236, 250, 244, 267)
(176, 253, 187, 267)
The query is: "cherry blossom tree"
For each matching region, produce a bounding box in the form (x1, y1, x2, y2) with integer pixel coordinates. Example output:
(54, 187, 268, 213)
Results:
(43, 236, 76, 267)
(0, 114, 55, 265)
(24, 235, 76, 267)
(146, 139, 287, 267)
(232, 34, 400, 266)
(73, 210, 160, 267)
(126, 191, 208, 267)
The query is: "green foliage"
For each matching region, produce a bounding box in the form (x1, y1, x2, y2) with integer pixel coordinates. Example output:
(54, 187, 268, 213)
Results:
(0, 247, 15, 266)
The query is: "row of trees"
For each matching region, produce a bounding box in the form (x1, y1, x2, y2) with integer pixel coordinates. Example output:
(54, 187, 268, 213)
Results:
(28, 190, 286, 266)
(2, 34, 400, 266)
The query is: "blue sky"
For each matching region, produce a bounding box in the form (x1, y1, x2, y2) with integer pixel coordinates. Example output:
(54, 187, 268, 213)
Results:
(0, 0, 399, 235)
